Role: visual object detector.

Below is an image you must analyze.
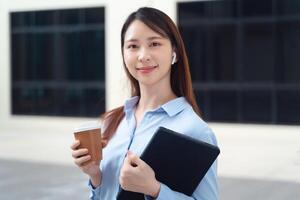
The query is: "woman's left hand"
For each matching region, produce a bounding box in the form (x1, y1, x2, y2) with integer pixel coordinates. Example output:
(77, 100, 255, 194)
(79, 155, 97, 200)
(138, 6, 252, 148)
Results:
(119, 150, 161, 197)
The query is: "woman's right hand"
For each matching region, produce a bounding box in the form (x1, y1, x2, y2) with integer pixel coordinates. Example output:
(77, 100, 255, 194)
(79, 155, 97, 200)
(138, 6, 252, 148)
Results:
(70, 140, 102, 186)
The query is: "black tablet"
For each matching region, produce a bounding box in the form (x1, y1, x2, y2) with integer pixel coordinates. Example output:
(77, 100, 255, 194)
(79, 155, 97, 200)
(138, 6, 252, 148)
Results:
(117, 126, 220, 200)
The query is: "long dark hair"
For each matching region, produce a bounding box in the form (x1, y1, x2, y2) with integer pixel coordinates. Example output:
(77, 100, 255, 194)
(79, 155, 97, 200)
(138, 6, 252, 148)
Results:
(101, 7, 201, 145)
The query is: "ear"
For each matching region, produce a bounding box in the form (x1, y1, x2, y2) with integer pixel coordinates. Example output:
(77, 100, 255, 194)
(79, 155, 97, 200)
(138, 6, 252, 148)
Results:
(171, 52, 177, 65)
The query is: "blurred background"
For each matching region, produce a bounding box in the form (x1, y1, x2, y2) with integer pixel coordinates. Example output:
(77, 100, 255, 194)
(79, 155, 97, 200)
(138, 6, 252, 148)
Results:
(0, 0, 299, 199)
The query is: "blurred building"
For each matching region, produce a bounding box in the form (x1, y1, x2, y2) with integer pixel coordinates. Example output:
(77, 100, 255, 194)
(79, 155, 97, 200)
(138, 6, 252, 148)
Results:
(0, 0, 299, 132)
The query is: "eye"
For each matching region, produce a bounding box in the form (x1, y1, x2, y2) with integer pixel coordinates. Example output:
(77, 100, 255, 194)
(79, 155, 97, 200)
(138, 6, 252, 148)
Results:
(150, 42, 161, 47)
(127, 44, 139, 49)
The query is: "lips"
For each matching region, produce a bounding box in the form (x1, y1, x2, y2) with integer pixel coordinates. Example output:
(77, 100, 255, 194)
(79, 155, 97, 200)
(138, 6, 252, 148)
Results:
(136, 65, 158, 74)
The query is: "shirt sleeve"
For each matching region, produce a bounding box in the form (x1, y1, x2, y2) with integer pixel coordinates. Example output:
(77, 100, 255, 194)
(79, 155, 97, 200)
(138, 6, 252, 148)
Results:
(88, 179, 102, 200)
(144, 159, 218, 200)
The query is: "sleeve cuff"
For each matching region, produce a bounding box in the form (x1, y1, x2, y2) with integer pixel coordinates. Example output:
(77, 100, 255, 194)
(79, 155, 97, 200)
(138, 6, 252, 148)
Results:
(88, 179, 102, 199)
(144, 195, 154, 200)
(144, 183, 169, 200)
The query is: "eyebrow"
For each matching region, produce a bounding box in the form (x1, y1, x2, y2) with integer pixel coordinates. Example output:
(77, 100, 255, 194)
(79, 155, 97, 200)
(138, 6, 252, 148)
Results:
(125, 36, 164, 43)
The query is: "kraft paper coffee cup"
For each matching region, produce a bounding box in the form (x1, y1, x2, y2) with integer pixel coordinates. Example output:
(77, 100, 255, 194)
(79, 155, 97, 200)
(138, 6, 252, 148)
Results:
(73, 121, 102, 165)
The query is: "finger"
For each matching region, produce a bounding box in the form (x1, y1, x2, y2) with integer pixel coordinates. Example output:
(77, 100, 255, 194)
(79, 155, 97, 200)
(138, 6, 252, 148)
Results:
(74, 155, 91, 166)
(126, 151, 141, 167)
(101, 139, 108, 148)
(122, 154, 134, 169)
(70, 140, 80, 150)
(123, 153, 131, 165)
(72, 148, 88, 158)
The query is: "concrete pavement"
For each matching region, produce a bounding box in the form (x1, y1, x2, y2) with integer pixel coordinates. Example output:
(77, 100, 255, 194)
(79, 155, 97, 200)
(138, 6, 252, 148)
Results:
(0, 123, 299, 199)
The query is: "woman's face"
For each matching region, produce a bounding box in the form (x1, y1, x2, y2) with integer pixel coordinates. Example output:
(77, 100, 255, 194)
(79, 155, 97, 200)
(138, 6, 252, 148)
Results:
(123, 20, 173, 87)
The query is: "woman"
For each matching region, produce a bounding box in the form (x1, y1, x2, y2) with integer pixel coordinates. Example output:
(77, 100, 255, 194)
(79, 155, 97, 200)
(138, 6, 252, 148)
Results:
(71, 7, 219, 200)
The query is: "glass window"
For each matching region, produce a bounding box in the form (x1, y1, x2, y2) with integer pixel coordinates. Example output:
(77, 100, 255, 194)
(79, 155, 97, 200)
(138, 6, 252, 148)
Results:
(179, 23, 237, 82)
(194, 90, 208, 119)
(180, 25, 207, 81)
(210, 0, 238, 18)
(277, 90, 300, 124)
(277, 0, 300, 15)
(210, 90, 238, 122)
(241, 0, 273, 17)
(58, 9, 81, 25)
(178, 0, 300, 125)
(35, 10, 55, 26)
(178, 0, 237, 21)
(210, 24, 237, 81)
(11, 12, 34, 27)
(241, 90, 272, 123)
(80, 30, 105, 81)
(277, 21, 300, 83)
(84, 7, 105, 24)
(11, 7, 105, 117)
(242, 23, 275, 82)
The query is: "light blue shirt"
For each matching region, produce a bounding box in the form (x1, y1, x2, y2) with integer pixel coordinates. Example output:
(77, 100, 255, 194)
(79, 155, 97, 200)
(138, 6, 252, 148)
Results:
(89, 96, 219, 200)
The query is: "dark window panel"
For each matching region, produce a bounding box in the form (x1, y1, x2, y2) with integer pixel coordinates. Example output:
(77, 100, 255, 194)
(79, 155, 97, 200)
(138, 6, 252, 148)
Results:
(11, 11, 55, 27)
(210, 0, 238, 18)
(243, 23, 275, 82)
(11, 12, 35, 27)
(24, 33, 34, 80)
(178, 0, 300, 125)
(60, 32, 82, 81)
(180, 25, 207, 81)
(80, 30, 105, 81)
(12, 88, 36, 115)
(60, 88, 85, 116)
(33, 33, 55, 80)
(58, 9, 80, 25)
(54, 88, 106, 117)
(178, 1, 209, 20)
(11, 13, 24, 27)
(13, 33, 54, 81)
(11, 7, 105, 117)
(241, 90, 272, 123)
(34, 10, 55, 26)
(59, 31, 104, 82)
(181, 24, 237, 82)
(12, 87, 105, 117)
(84, 89, 106, 116)
(210, 24, 237, 81)
(277, 90, 300, 124)
(210, 90, 238, 122)
(194, 90, 207, 119)
(11, 34, 27, 81)
(277, 0, 300, 15)
(241, 0, 273, 17)
(84, 7, 105, 24)
(278, 21, 300, 82)
(178, 0, 237, 21)
(33, 88, 59, 115)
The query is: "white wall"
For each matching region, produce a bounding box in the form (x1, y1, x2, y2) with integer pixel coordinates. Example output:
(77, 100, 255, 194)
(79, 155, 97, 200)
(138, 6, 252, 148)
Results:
(0, 0, 178, 133)
(0, 0, 299, 134)
(0, 0, 10, 127)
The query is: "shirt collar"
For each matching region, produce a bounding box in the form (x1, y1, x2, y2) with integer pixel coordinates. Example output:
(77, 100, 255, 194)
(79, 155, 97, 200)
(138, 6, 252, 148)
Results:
(161, 97, 188, 117)
(123, 96, 189, 117)
(124, 96, 139, 114)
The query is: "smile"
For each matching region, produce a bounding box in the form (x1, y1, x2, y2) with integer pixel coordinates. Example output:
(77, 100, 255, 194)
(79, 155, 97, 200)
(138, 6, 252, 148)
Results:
(136, 65, 158, 74)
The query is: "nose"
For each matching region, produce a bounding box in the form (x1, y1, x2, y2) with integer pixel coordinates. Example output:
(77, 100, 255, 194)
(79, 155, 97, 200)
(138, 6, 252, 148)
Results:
(138, 48, 151, 63)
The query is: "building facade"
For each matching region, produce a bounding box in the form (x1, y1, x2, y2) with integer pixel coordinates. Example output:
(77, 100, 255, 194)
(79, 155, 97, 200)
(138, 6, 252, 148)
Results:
(0, 0, 299, 133)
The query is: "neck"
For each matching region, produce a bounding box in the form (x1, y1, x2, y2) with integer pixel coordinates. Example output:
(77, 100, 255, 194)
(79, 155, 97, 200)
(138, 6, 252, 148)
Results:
(137, 82, 177, 113)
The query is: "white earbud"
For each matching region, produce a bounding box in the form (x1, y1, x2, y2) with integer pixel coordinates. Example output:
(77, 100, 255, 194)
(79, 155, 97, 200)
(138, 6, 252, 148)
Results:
(171, 52, 177, 65)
